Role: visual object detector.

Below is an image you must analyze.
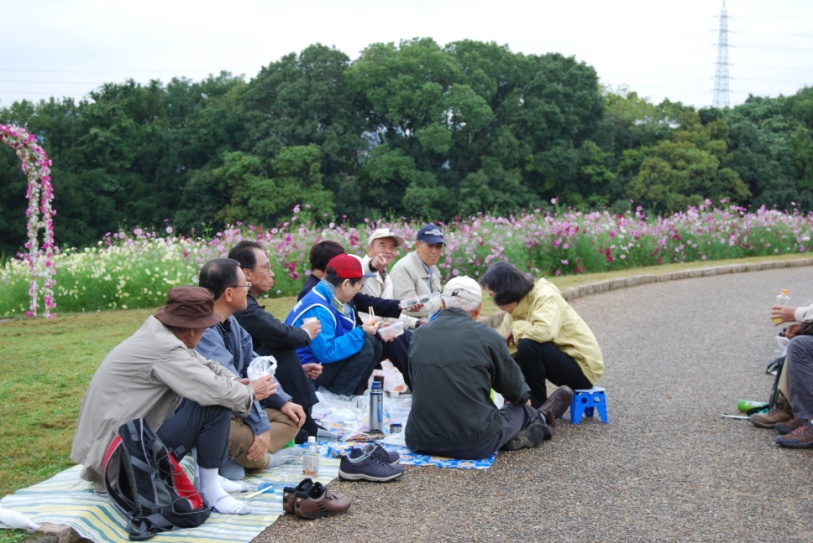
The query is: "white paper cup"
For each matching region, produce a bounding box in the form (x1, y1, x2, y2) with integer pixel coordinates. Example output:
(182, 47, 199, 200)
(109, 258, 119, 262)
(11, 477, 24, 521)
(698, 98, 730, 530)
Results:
(303, 317, 318, 324)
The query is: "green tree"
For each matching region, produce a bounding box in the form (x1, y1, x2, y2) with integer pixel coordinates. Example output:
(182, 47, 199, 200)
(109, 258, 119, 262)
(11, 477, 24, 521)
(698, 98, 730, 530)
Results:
(173, 73, 248, 231)
(722, 95, 806, 211)
(515, 53, 603, 202)
(349, 38, 462, 218)
(242, 44, 363, 218)
(215, 146, 334, 225)
(783, 88, 813, 207)
(627, 110, 750, 212)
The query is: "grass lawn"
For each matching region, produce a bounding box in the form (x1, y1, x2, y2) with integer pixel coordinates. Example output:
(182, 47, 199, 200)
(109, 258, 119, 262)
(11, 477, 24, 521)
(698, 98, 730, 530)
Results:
(0, 254, 806, 543)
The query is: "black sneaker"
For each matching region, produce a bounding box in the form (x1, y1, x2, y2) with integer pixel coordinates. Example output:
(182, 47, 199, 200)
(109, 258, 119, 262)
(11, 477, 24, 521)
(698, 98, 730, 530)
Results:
(502, 417, 551, 451)
(348, 443, 400, 465)
(339, 446, 405, 482)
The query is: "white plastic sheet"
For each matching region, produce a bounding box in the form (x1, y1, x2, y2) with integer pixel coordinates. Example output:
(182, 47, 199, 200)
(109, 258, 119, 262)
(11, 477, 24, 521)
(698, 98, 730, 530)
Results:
(0, 506, 39, 530)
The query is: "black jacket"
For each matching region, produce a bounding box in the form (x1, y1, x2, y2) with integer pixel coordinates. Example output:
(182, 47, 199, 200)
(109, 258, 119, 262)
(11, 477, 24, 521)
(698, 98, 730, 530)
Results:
(235, 293, 311, 353)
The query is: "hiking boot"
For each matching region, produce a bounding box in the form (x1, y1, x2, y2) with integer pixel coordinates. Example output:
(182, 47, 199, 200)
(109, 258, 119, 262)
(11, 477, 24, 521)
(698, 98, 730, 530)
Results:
(776, 420, 813, 449)
(339, 446, 405, 482)
(538, 385, 574, 428)
(348, 443, 400, 465)
(503, 416, 552, 451)
(293, 482, 352, 519)
(282, 478, 313, 515)
(750, 394, 792, 429)
(776, 417, 808, 435)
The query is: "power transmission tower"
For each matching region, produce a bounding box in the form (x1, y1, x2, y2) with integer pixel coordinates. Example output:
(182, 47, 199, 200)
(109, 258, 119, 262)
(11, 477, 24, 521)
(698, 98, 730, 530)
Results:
(713, 0, 730, 108)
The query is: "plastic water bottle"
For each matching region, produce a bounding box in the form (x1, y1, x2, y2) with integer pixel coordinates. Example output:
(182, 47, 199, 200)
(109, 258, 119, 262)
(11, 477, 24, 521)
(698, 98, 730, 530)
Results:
(369, 380, 384, 431)
(772, 289, 791, 324)
(302, 436, 319, 477)
(399, 291, 441, 309)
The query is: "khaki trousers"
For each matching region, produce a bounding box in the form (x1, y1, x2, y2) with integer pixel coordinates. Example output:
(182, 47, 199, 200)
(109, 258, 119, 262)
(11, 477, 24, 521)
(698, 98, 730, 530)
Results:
(228, 408, 299, 471)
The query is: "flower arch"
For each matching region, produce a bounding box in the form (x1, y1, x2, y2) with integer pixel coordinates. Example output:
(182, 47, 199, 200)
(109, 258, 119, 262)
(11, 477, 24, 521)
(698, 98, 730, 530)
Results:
(0, 124, 56, 318)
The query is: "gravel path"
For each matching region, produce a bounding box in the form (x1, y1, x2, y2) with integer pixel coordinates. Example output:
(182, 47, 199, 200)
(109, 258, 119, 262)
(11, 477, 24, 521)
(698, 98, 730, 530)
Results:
(257, 265, 813, 543)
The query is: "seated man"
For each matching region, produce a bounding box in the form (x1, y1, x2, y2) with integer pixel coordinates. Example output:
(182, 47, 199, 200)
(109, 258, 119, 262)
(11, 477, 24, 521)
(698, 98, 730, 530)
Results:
(286, 254, 382, 396)
(227, 241, 323, 440)
(405, 276, 572, 459)
(71, 287, 275, 515)
(390, 223, 445, 319)
(766, 302, 813, 446)
(479, 261, 604, 409)
(298, 240, 403, 323)
(358, 227, 420, 387)
(195, 258, 305, 479)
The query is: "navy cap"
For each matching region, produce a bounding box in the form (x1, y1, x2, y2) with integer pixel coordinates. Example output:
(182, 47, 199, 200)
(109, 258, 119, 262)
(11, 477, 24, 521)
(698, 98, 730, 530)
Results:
(416, 224, 444, 245)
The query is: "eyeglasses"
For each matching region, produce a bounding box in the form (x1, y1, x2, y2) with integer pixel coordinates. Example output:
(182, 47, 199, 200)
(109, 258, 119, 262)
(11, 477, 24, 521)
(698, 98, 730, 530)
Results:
(229, 282, 252, 289)
(255, 262, 272, 273)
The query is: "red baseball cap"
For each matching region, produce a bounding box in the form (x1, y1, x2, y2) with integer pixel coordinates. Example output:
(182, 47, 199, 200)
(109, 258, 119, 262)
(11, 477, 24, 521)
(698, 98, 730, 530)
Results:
(327, 253, 375, 279)
(327, 254, 377, 279)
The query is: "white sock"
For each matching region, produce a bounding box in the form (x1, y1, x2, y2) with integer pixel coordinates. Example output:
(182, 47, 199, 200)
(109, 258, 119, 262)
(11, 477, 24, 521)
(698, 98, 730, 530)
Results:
(218, 475, 250, 493)
(199, 467, 251, 515)
(266, 447, 304, 469)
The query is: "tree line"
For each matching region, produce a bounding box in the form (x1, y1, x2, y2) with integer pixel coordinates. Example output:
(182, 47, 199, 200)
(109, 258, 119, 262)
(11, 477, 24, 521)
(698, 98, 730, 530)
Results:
(1, 37, 812, 257)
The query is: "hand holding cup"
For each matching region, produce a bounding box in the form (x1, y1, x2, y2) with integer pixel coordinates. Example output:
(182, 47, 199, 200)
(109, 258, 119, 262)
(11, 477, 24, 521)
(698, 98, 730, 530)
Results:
(302, 317, 321, 337)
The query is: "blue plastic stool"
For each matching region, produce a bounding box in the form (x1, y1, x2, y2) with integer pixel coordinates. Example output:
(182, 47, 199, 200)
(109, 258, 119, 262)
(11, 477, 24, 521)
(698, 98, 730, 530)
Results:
(569, 386, 608, 424)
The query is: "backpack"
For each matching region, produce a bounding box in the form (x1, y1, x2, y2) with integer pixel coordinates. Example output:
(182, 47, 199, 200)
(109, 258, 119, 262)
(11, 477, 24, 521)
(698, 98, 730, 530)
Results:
(103, 418, 211, 541)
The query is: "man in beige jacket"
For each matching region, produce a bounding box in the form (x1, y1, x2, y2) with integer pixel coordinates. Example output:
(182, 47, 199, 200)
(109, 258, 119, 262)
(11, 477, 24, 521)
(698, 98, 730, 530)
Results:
(71, 286, 275, 515)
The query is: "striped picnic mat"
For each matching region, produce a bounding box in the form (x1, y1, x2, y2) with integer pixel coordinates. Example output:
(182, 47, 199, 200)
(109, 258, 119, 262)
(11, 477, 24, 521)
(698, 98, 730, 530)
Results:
(0, 457, 340, 543)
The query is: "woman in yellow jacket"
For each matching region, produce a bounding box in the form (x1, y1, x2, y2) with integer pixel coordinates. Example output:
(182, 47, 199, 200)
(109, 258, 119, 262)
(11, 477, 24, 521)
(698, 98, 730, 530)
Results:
(479, 261, 604, 407)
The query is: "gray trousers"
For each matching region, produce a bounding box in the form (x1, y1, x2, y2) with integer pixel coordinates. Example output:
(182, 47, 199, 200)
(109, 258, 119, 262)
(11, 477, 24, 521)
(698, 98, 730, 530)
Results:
(427, 403, 542, 460)
(786, 335, 813, 419)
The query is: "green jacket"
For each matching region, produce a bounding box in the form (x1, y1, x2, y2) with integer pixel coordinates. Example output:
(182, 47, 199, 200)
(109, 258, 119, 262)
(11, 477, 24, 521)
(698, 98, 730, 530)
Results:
(406, 307, 530, 453)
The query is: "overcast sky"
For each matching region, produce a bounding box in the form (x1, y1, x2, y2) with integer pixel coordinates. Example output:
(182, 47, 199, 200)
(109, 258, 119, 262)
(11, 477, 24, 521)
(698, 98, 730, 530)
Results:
(2, 0, 812, 110)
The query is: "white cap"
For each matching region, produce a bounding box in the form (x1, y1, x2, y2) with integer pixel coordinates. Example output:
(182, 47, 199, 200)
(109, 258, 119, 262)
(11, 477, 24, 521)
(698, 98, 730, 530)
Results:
(368, 228, 405, 248)
(442, 276, 482, 304)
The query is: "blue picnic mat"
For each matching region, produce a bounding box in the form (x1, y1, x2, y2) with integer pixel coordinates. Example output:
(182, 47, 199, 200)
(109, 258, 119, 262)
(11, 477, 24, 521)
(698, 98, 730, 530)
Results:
(322, 442, 496, 470)
(0, 456, 339, 543)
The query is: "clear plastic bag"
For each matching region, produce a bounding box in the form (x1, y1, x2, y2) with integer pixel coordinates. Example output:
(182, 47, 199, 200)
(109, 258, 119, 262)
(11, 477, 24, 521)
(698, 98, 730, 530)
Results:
(311, 389, 366, 441)
(366, 360, 408, 394)
(246, 355, 277, 381)
(775, 334, 790, 357)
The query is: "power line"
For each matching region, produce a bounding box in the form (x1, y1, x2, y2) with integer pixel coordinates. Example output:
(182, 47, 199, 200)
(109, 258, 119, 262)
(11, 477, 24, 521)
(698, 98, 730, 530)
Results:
(0, 80, 105, 85)
(0, 68, 230, 74)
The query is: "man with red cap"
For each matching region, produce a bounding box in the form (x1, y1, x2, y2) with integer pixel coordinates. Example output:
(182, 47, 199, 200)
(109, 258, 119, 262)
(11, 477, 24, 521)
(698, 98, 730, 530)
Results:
(285, 254, 382, 396)
(71, 286, 275, 515)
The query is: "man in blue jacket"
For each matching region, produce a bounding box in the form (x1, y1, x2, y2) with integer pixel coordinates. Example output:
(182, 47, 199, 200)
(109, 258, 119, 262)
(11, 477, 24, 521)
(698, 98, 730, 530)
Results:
(286, 254, 382, 396)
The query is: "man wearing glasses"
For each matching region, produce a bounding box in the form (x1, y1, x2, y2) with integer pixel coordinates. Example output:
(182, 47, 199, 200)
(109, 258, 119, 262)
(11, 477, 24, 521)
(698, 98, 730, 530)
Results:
(196, 258, 305, 489)
(227, 240, 324, 441)
(285, 254, 382, 396)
